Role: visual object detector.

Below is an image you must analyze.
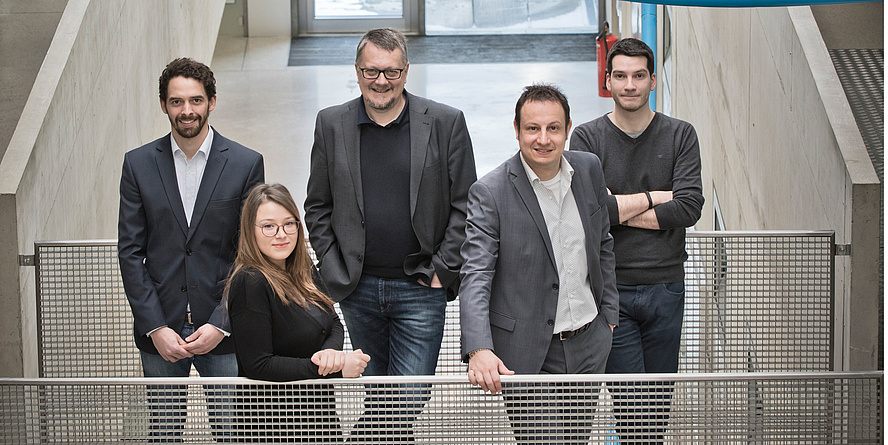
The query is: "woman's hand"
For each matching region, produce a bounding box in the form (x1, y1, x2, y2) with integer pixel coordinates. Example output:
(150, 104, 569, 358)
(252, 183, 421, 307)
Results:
(342, 349, 371, 378)
(311, 349, 345, 376)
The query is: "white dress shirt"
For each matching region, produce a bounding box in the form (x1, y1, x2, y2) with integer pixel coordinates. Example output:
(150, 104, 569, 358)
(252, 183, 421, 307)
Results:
(520, 154, 599, 333)
(171, 128, 214, 225)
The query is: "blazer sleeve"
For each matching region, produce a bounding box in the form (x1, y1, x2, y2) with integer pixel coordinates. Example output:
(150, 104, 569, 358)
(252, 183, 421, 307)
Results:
(304, 111, 338, 264)
(590, 157, 620, 326)
(228, 270, 343, 382)
(431, 110, 477, 296)
(458, 181, 500, 361)
(118, 153, 166, 336)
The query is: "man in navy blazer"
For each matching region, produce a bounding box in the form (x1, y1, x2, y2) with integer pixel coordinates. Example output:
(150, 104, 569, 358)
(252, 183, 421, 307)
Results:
(460, 85, 618, 445)
(118, 58, 264, 379)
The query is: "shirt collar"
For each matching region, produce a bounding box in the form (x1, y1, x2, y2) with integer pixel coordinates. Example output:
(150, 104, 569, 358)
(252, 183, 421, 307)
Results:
(171, 127, 214, 160)
(519, 152, 574, 185)
(357, 92, 410, 127)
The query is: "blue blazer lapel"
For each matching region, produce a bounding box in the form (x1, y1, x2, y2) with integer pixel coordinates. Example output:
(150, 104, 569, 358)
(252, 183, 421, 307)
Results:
(408, 97, 432, 216)
(506, 154, 557, 269)
(154, 136, 188, 235)
(188, 133, 228, 241)
(342, 102, 364, 216)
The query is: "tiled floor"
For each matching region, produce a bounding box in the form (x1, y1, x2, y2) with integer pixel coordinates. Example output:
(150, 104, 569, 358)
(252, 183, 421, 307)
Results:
(211, 36, 615, 208)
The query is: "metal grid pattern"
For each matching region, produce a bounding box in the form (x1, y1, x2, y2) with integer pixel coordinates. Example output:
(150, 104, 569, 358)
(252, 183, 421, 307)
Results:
(35, 232, 835, 378)
(36, 241, 141, 378)
(682, 231, 834, 372)
(0, 373, 880, 444)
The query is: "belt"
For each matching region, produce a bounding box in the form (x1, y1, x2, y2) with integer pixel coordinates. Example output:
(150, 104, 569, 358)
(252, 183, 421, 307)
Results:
(185, 312, 193, 325)
(555, 321, 592, 341)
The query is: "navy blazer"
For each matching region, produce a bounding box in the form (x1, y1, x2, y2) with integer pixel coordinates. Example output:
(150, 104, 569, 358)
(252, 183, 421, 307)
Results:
(304, 93, 477, 301)
(459, 151, 619, 374)
(118, 129, 264, 355)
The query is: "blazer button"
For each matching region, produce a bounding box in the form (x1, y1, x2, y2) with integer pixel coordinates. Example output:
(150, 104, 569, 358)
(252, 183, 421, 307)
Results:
(186, 249, 193, 256)
(547, 319, 555, 326)
(552, 283, 559, 290)
(180, 286, 187, 292)
(357, 255, 364, 262)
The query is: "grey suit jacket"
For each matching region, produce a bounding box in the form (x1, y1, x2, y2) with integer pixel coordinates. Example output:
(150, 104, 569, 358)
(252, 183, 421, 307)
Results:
(118, 129, 264, 355)
(304, 93, 476, 301)
(459, 151, 619, 374)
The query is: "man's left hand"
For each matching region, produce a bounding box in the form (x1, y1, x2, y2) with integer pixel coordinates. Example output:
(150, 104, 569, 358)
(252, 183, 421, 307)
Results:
(183, 324, 225, 355)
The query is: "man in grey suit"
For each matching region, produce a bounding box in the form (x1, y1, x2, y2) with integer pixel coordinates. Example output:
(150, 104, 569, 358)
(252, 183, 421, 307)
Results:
(460, 84, 618, 444)
(118, 58, 264, 441)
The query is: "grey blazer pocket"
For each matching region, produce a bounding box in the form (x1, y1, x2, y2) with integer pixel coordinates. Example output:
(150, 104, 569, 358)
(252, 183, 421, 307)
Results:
(590, 204, 604, 219)
(489, 310, 516, 333)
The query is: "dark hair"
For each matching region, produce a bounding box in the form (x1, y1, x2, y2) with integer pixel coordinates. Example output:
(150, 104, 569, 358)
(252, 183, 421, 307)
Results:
(514, 83, 570, 127)
(224, 183, 334, 309)
(606, 38, 655, 75)
(356, 28, 408, 66)
(159, 58, 216, 102)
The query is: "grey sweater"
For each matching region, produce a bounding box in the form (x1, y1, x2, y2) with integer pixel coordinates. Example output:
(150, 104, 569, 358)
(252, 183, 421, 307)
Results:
(570, 112, 704, 285)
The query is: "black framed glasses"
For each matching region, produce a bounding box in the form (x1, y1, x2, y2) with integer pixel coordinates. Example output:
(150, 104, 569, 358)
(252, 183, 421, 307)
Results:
(359, 68, 405, 80)
(256, 221, 299, 237)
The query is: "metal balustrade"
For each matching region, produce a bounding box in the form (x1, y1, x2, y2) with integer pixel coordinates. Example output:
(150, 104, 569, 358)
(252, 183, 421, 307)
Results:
(34, 231, 836, 378)
(0, 373, 880, 444)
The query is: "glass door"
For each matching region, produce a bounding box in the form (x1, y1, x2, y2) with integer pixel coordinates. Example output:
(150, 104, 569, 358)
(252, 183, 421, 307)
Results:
(297, 0, 419, 34)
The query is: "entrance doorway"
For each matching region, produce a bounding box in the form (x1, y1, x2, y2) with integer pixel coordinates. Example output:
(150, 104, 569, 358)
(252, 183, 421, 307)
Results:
(296, 0, 420, 34)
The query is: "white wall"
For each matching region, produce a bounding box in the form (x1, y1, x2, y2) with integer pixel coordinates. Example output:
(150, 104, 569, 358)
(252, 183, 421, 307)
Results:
(668, 6, 880, 370)
(0, 0, 225, 377)
(247, 0, 291, 36)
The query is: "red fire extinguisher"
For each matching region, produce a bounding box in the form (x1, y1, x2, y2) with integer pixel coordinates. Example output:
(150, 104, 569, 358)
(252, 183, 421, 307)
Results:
(596, 22, 618, 98)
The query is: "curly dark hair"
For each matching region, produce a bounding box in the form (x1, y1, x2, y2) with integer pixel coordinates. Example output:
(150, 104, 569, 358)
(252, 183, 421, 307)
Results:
(158, 58, 216, 101)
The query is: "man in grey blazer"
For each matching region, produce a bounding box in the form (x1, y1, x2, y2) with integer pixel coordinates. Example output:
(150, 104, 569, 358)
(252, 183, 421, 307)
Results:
(460, 84, 618, 444)
(118, 58, 264, 440)
(304, 28, 476, 378)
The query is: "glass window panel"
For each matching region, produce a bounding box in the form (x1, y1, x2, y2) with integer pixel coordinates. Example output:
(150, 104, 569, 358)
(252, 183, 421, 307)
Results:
(314, 0, 404, 18)
(426, 0, 598, 35)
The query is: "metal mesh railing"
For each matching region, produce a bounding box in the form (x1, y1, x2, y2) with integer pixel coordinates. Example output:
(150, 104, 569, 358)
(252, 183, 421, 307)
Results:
(0, 372, 880, 444)
(682, 231, 835, 372)
(35, 231, 836, 378)
(35, 241, 141, 378)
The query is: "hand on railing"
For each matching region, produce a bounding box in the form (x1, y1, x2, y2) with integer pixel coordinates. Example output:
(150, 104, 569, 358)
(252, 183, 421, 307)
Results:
(312, 348, 370, 377)
(342, 349, 370, 378)
(467, 349, 514, 395)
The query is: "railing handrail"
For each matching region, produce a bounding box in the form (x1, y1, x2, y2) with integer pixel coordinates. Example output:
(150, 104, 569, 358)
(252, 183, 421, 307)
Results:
(33, 230, 838, 247)
(2, 371, 880, 387)
(34, 239, 119, 247)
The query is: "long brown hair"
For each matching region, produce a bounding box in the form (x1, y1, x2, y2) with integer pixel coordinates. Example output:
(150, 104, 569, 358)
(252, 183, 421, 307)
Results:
(224, 183, 333, 309)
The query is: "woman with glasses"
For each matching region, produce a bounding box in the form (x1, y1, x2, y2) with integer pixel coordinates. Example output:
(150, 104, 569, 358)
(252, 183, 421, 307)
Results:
(225, 183, 370, 442)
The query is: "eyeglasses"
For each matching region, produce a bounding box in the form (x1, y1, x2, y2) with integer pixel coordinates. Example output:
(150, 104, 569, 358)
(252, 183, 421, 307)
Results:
(256, 221, 299, 237)
(359, 68, 405, 80)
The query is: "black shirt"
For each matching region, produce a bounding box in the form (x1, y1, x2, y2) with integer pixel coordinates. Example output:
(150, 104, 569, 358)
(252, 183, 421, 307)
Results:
(358, 95, 421, 279)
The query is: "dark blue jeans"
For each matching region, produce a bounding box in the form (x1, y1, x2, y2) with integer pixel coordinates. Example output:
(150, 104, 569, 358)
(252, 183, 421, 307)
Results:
(339, 275, 446, 443)
(606, 282, 685, 445)
(140, 323, 237, 443)
(339, 274, 447, 376)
